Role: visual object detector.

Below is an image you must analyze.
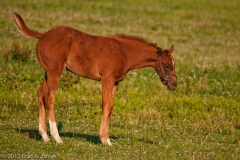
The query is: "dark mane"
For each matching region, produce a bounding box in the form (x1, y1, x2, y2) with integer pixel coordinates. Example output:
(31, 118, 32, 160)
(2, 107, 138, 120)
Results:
(111, 34, 157, 48)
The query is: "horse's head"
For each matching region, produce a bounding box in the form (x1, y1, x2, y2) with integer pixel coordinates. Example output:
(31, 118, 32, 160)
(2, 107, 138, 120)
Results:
(155, 45, 177, 91)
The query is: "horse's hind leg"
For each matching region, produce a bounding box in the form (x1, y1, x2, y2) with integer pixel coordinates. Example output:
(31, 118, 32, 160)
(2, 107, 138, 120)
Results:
(38, 71, 63, 143)
(38, 75, 50, 142)
(44, 72, 63, 143)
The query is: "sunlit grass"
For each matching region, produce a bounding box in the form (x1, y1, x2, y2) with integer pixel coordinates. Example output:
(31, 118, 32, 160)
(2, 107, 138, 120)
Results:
(0, 0, 240, 159)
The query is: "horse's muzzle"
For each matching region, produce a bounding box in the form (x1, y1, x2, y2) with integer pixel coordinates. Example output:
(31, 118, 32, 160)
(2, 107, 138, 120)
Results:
(167, 76, 177, 91)
(167, 83, 177, 91)
(160, 77, 177, 91)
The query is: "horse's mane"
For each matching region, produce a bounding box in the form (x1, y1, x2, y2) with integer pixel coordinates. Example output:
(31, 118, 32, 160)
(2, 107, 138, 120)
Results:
(111, 34, 157, 48)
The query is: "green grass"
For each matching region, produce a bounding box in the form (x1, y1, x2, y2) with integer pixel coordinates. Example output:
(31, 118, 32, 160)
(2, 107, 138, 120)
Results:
(0, 0, 240, 159)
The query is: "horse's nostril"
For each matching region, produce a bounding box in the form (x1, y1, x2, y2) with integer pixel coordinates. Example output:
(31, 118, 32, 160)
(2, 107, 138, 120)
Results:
(167, 82, 177, 91)
(172, 84, 177, 90)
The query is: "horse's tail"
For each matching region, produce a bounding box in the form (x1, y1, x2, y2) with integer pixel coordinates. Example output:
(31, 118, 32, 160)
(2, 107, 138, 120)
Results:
(9, 12, 42, 39)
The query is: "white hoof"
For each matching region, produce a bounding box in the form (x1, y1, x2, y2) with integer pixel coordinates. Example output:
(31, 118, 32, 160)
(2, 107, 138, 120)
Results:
(41, 132, 50, 142)
(54, 136, 63, 144)
(101, 137, 112, 146)
(106, 138, 112, 146)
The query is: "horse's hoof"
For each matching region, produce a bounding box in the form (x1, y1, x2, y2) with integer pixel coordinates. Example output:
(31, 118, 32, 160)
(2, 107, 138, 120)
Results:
(101, 138, 112, 146)
(54, 136, 63, 144)
(106, 138, 112, 146)
(41, 132, 50, 142)
(43, 137, 50, 142)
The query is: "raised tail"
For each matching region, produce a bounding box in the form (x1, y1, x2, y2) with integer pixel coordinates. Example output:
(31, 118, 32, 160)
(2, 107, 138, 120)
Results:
(9, 12, 42, 39)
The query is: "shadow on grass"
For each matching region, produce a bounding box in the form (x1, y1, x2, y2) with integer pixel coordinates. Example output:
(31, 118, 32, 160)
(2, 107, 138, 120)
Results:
(60, 132, 101, 144)
(60, 132, 119, 144)
(15, 128, 118, 144)
(15, 128, 42, 141)
(138, 138, 155, 144)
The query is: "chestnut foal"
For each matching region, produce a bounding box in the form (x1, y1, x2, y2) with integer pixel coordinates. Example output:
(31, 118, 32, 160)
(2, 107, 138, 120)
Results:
(10, 12, 177, 146)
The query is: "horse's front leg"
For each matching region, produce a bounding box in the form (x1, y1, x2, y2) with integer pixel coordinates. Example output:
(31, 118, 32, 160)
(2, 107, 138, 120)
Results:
(100, 76, 118, 146)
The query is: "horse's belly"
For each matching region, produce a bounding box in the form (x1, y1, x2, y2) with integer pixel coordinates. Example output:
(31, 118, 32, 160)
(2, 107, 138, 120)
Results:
(66, 59, 101, 80)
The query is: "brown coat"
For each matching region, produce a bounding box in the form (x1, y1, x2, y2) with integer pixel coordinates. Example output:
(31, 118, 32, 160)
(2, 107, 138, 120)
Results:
(10, 12, 176, 145)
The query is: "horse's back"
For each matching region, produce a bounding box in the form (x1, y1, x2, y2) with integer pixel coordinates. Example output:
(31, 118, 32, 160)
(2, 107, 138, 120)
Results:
(66, 34, 128, 80)
(36, 26, 128, 81)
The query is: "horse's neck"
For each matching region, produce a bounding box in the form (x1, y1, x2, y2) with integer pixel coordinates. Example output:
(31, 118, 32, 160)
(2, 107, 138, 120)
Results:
(124, 44, 158, 70)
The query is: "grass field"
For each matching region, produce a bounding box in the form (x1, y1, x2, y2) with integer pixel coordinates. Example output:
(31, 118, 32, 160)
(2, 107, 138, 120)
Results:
(0, 0, 240, 159)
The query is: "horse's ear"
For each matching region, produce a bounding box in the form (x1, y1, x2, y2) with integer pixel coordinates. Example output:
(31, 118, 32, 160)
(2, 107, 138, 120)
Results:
(168, 45, 174, 54)
(157, 47, 163, 56)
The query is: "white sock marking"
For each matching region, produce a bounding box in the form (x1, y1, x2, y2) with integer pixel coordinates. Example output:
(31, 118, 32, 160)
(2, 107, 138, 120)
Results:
(39, 123, 50, 142)
(49, 120, 63, 143)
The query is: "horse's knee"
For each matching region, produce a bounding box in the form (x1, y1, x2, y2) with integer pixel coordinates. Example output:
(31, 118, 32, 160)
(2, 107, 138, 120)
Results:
(42, 90, 55, 110)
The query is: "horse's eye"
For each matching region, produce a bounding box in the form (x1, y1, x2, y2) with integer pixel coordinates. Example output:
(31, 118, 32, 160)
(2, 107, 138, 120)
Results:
(165, 65, 170, 69)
